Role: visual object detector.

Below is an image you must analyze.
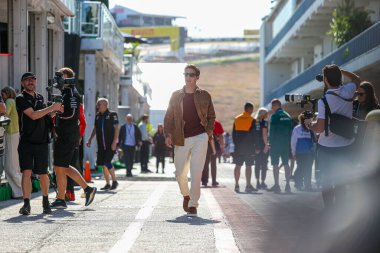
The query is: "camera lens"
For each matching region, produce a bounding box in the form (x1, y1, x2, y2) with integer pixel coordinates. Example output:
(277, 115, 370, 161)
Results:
(316, 74, 323, 82)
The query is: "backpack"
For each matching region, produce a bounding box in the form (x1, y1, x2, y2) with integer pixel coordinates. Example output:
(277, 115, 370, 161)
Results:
(321, 92, 360, 139)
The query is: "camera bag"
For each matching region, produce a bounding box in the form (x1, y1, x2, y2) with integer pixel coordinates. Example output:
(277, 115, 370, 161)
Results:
(322, 92, 358, 139)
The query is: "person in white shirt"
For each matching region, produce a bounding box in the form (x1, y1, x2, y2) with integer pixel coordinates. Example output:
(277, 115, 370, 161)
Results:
(308, 64, 360, 207)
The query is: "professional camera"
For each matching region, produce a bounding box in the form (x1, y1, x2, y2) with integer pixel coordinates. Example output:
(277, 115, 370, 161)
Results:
(316, 74, 323, 82)
(51, 71, 75, 90)
(285, 94, 311, 104)
(285, 93, 318, 113)
(302, 110, 314, 120)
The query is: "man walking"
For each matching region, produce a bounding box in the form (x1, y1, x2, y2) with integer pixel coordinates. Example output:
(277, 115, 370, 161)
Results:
(16, 72, 62, 215)
(202, 119, 224, 187)
(86, 98, 119, 190)
(119, 114, 142, 177)
(164, 64, 215, 217)
(50, 67, 97, 209)
(232, 102, 257, 193)
(268, 99, 292, 193)
(139, 114, 152, 173)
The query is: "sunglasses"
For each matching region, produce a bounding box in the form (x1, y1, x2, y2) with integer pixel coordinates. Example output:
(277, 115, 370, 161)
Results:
(355, 92, 365, 96)
(183, 73, 197, 77)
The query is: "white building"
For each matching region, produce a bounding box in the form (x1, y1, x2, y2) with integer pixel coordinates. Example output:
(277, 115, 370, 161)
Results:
(260, 0, 380, 114)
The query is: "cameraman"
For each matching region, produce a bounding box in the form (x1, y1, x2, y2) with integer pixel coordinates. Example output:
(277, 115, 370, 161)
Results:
(308, 64, 360, 207)
(50, 67, 96, 209)
(16, 72, 63, 215)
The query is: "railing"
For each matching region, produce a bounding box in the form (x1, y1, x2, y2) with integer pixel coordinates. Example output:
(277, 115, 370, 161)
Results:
(265, 21, 380, 104)
(265, 0, 314, 56)
(66, 1, 123, 64)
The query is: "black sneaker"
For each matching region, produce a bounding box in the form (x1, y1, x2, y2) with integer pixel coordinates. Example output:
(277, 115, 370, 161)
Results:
(256, 181, 261, 189)
(50, 199, 67, 209)
(43, 205, 52, 214)
(19, 205, 31, 215)
(100, 184, 111, 190)
(85, 187, 97, 206)
(212, 182, 219, 187)
(110, 181, 119, 190)
(268, 184, 281, 194)
(245, 184, 258, 193)
(285, 184, 292, 193)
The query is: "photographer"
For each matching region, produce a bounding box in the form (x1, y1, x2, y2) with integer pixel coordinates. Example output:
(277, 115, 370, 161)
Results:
(16, 72, 63, 215)
(291, 111, 316, 191)
(308, 64, 360, 207)
(50, 67, 96, 209)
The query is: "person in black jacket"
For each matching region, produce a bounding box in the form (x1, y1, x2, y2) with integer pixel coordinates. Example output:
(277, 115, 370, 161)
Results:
(51, 67, 97, 209)
(153, 124, 166, 173)
(86, 97, 119, 190)
(118, 114, 142, 177)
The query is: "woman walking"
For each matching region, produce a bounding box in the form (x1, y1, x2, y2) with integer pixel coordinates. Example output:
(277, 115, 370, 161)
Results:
(153, 124, 166, 173)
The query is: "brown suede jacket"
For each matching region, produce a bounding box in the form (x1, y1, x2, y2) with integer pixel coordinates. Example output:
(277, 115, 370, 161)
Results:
(164, 86, 216, 146)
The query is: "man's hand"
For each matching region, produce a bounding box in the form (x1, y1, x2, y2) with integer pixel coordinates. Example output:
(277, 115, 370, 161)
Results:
(111, 141, 117, 151)
(86, 139, 91, 148)
(264, 144, 270, 154)
(165, 136, 173, 148)
(52, 102, 63, 113)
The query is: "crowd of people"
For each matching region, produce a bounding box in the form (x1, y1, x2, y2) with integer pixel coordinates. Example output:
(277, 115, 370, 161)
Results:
(0, 63, 379, 219)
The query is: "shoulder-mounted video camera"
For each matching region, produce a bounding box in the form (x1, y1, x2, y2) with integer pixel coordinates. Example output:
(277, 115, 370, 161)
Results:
(50, 71, 76, 91)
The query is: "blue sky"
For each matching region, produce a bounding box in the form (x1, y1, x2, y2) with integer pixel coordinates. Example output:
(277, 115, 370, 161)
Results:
(109, 0, 273, 38)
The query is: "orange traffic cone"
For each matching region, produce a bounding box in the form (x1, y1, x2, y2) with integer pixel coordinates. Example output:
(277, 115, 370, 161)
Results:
(84, 160, 92, 183)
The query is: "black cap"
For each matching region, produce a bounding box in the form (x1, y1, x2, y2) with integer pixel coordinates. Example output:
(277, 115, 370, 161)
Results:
(21, 72, 36, 81)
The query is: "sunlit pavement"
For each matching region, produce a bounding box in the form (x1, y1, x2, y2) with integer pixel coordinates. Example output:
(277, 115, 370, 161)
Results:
(0, 158, 367, 253)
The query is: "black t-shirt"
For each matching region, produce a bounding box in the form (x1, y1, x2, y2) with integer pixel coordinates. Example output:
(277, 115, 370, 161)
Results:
(55, 87, 82, 139)
(254, 119, 268, 150)
(16, 91, 51, 144)
(95, 109, 119, 149)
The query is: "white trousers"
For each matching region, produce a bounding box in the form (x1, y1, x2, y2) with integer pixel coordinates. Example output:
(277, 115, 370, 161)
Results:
(174, 132, 208, 208)
(4, 132, 23, 198)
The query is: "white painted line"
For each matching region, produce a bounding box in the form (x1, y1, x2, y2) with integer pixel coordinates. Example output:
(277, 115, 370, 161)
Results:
(109, 183, 167, 253)
(203, 189, 240, 253)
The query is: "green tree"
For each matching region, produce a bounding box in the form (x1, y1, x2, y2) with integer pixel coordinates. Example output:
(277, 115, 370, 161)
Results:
(327, 0, 373, 47)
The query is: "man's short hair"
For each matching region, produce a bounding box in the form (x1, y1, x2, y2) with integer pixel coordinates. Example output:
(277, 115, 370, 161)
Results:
(244, 102, 254, 111)
(58, 67, 75, 78)
(97, 97, 109, 106)
(323, 64, 342, 87)
(184, 64, 200, 76)
(271, 99, 282, 107)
